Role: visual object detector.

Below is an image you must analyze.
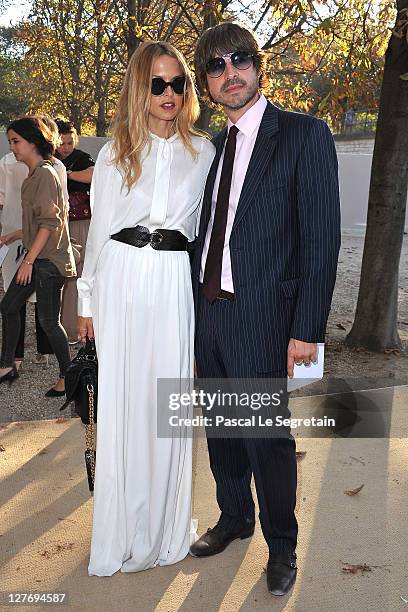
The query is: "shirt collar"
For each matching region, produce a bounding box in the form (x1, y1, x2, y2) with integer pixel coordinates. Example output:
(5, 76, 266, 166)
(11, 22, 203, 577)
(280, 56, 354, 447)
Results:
(227, 94, 267, 137)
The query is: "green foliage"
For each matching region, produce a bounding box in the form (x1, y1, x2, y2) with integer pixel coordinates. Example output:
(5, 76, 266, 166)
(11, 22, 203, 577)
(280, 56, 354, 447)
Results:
(0, 27, 29, 127)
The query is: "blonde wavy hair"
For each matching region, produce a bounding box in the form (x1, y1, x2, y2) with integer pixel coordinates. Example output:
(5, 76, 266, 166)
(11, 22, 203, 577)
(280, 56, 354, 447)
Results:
(111, 41, 203, 192)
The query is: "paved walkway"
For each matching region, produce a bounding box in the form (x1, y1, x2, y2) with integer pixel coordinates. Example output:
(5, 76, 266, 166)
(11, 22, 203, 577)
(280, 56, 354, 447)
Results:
(1, 386, 407, 611)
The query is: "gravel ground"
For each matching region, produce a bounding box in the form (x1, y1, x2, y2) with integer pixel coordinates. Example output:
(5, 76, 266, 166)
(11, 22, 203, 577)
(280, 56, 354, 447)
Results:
(0, 231, 407, 422)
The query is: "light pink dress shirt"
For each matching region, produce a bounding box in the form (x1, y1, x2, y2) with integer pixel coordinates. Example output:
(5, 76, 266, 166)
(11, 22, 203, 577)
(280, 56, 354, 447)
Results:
(200, 94, 268, 292)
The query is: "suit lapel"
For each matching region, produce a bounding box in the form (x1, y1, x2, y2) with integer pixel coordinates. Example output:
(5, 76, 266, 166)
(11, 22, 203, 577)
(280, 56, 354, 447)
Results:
(233, 102, 280, 229)
(197, 128, 227, 241)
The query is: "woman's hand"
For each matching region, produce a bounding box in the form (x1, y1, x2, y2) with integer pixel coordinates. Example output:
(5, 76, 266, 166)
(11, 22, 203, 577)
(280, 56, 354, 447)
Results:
(0, 230, 22, 245)
(16, 260, 33, 286)
(77, 316, 94, 343)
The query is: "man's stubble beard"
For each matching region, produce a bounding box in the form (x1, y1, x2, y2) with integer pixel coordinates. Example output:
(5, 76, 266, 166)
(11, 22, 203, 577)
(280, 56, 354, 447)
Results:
(212, 79, 259, 111)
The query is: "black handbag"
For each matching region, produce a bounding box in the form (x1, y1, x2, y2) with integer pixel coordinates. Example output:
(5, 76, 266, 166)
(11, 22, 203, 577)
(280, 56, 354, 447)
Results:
(60, 337, 98, 492)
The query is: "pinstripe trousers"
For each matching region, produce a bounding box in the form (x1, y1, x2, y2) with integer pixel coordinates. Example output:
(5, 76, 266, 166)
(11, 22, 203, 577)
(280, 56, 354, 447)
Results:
(195, 289, 298, 554)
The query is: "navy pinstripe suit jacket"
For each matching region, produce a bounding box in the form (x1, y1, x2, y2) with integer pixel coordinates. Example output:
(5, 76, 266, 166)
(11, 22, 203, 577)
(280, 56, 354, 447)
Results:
(192, 101, 341, 374)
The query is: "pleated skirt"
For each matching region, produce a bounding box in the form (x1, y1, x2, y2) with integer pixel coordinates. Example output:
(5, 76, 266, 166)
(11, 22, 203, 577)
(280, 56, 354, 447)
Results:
(88, 239, 194, 576)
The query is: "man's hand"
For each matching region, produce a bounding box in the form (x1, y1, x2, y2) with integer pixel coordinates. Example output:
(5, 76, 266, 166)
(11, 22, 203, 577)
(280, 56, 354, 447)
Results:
(16, 261, 33, 286)
(77, 316, 94, 343)
(287, 338, 317, 378)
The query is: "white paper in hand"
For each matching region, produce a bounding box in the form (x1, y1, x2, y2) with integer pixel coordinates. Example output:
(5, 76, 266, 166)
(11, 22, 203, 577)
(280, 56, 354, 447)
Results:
(0, 243, 9, 266)
(287, 343, 324, 392)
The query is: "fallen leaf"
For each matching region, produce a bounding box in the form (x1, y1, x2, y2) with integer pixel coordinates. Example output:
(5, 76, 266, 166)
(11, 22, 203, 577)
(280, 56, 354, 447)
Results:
(0, 445, 5, 452)
(342, 562, 372, 574)
(39, 542, 74, 559)
(345, 484, 365, 496)
(38, 449, 48, 455)
(336, 323, 347, 330)
(296, 451, 306, 461)
(349, 456, 365, 465)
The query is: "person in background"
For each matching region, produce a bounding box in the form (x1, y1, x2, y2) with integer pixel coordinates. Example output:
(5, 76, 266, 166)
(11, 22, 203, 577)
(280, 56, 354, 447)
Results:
(0, 117, 76, 395)
(55, 119, 94, 343)
(0, 115, 69, 369)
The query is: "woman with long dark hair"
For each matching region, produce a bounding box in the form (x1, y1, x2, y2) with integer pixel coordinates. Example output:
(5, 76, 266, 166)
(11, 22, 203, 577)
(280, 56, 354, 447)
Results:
(0, 117, 76, 395)
(77, 41, 215, 575)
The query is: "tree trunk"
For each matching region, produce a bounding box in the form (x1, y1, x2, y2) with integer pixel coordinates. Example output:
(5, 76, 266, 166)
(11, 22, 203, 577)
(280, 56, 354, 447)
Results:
(346, 0, 408, 351)
(94, 5, 107, 136)
(195, 1, 219, 132)
(126, 0, 145, 60)
(69, 101, 82, 135)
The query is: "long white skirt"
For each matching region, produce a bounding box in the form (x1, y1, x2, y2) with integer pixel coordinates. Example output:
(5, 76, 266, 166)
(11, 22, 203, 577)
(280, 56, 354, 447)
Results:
(88, 239, 194, 576)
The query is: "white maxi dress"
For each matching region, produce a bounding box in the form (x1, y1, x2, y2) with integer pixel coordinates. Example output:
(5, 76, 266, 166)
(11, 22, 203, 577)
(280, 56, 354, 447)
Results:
(78, 134, 215, 576)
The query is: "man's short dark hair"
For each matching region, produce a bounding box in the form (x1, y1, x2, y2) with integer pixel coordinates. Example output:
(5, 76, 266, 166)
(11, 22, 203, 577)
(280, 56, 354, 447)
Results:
(194, 22, 265, 101)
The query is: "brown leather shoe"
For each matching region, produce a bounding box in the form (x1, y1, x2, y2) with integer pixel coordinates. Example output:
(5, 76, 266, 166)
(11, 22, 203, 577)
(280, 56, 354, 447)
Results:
(267, 552, 297, 596)
(190, 522, 255, 557)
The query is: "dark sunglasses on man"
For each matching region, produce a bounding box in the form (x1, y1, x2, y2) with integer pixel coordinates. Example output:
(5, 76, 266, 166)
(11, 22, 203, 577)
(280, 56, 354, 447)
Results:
(151, 76, 186, 96)
(205, 50, 254, 78)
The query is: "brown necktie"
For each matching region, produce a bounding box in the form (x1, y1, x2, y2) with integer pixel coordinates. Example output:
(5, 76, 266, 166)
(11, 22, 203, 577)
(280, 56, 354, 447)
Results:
(202, 125, 239, 303)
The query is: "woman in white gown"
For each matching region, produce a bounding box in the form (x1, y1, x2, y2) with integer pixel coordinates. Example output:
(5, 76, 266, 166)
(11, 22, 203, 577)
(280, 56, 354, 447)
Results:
(77, 41, 215, 576)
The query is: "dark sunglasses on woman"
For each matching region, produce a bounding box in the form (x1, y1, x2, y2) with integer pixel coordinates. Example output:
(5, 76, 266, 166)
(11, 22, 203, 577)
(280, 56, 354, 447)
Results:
(151, 76, 186, 96)
(205, 51, 254, 78)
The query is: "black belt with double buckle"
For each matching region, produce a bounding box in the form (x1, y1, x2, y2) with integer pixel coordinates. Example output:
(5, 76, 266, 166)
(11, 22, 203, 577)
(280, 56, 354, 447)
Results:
(110, 225, 188, 251)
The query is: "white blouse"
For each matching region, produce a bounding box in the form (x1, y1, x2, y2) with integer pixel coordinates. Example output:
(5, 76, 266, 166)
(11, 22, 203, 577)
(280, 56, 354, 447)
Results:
(78, 133, 215, 317)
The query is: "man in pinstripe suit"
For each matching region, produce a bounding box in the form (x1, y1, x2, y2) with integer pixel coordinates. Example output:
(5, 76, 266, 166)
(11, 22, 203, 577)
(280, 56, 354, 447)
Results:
(190, 22, 341, 596)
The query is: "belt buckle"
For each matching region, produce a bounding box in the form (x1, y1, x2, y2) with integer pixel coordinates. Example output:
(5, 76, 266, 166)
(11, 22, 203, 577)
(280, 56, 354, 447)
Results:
(150, 230, 164, 246)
